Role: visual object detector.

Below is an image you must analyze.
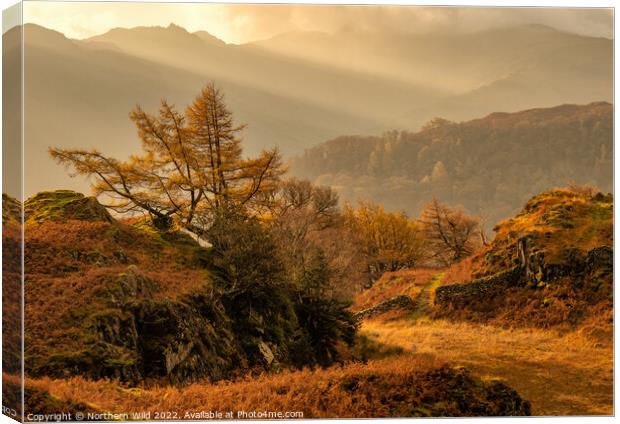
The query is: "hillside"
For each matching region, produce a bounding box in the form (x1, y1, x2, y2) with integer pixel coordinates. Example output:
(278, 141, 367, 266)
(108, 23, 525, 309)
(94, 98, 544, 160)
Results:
(3, 190, 538, 418)
(353, 187, 612, 330)
(14, 190, 355, 386)
(350, 187, 613, 414)
(2, 23, 612, 198)
(291, 102, 612, 231)
(19, 191, 242, 384)
(434, 188, 613, 331)
(10, 24, 384, 198)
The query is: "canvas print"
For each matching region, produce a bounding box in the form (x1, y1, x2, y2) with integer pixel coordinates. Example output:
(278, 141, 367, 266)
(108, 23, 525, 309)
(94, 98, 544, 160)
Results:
(1, 1, 614, 420)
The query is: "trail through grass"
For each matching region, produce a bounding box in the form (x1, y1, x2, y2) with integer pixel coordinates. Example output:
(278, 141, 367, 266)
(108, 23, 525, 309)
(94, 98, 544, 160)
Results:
(361, 319, 613, 416)
(407, 272, 444, 321)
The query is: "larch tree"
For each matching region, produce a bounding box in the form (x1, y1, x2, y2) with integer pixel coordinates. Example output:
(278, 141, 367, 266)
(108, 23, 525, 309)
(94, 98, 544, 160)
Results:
(49, 83, 284, 235)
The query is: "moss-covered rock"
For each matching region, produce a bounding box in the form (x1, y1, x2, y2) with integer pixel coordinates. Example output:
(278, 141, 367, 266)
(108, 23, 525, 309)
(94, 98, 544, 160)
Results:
(2, 193, 21, 226)
(24, 190, 113, 224)
(338, 365, 531, 417)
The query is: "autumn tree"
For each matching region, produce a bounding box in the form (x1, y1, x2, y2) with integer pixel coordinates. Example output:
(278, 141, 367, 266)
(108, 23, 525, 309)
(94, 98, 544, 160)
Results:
(343, 201, 425, 285)
(267, 178, 366, 297)
(420, 198, 480, 266)
(49, 83, 283, 235)
(268, 179, 338, 263)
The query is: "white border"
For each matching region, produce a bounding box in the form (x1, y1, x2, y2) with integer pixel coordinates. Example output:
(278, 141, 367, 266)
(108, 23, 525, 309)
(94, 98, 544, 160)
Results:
(0, 1, 616, 424)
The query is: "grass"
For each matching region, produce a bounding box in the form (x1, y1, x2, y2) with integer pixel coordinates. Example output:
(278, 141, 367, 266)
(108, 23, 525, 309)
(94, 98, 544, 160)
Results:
(13, 353, 531, 418)
(352, 268, 439, 312)
(361, 319, 613, 416)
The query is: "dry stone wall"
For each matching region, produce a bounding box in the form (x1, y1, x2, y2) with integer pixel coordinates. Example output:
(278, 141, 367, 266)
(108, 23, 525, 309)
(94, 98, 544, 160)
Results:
(354, 295, 416, 321)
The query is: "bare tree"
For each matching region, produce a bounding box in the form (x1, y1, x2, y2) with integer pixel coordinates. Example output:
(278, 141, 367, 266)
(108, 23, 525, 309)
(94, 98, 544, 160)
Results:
(420, 198, 481, 266)
(268, 179, 365, 297)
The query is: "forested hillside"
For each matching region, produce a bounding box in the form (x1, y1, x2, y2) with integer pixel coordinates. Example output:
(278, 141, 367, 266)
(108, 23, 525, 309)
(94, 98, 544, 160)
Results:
(291, 102, 612, 230)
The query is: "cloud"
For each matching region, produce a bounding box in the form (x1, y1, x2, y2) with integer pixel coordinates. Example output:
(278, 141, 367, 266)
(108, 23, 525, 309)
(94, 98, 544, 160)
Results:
(21, 2, 613, 43)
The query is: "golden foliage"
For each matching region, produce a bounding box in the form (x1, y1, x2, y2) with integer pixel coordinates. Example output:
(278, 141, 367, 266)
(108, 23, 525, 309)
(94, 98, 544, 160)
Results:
(49, 83, 284, 235)
(343, 201, 425, 282)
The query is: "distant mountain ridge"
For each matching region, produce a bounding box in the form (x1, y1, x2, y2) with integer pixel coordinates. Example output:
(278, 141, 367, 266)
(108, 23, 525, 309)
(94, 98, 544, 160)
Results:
(2, 22, 612, 197)
(290, 102, 613, 231)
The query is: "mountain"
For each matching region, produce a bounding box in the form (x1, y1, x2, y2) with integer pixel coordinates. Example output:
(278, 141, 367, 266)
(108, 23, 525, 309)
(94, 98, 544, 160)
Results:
(254, 24, 612, 126)
(290, 102, 613, 231)
(10, 24, 389, 197)
(2, 23, 612, 198)
(253, 24, 612, 98)
(86, 24, 436, 132)
(193, 30, 227, 46)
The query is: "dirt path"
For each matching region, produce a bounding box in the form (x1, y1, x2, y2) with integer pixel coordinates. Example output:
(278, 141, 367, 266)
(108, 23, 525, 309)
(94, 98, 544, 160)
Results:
(361, 319, 613, 416)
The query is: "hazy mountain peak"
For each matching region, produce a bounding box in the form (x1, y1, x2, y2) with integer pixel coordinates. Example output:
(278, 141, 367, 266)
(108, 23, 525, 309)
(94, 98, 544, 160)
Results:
(23, 22, 69, 39)
(88, 23, 201, 42)
(86, 23, 212, 56)
(166, 22, 187, 32)
(192, 30, 226, 46)
(20, 23, 76, 49)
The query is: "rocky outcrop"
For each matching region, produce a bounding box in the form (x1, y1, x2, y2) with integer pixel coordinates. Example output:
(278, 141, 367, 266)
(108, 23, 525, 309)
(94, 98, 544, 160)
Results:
(435, 241, 613, 307)
(28, 266, 241, 385)
(338, 365, 531, 417)
(134, 292, 240, 385)
(354, 295, 416, 321)
(24, 190, 113, 224)
(413, 366, 532, 416)
(585, 246, 613, 274)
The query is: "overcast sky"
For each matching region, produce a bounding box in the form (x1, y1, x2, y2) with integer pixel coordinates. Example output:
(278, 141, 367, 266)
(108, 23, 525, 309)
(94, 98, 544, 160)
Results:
(18, 2, 614, 44)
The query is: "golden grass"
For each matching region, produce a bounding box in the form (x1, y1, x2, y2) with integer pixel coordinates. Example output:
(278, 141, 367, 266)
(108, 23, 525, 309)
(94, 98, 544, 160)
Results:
(442, 256, 477, 285)
(15, 354, 508, 419)
(17, 315, 611, 417)
(361, 319, 613, 416)
(352, 268, 439, 311)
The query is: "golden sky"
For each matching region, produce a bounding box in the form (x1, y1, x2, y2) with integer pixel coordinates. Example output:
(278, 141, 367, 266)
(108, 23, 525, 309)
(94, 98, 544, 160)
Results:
(18, 2, 614, 44)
